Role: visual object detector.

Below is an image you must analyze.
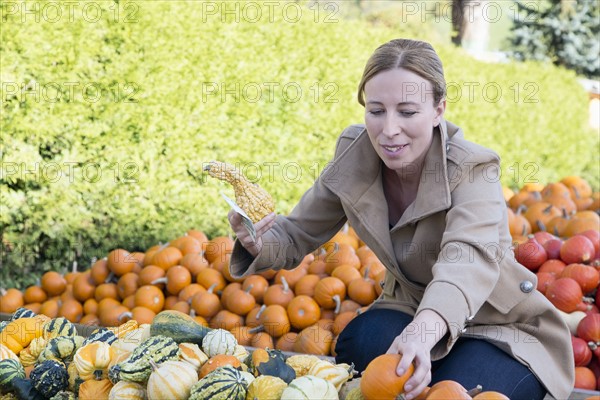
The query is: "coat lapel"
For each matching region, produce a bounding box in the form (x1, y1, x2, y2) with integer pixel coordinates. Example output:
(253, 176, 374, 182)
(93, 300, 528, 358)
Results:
(321, 130, 398, 270)
(321, 121, 453, 273)
(391, 122, 452, 231)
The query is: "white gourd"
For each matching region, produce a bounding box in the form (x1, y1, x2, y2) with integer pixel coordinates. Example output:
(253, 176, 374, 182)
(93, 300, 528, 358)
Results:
(233, 344, 249, 363)
(280, 375, 338, 400)
(108, 380, 147, 400)
(240, 370, 256, 386)
(147, 360, 198, 400)
(202, 329, 238, 357)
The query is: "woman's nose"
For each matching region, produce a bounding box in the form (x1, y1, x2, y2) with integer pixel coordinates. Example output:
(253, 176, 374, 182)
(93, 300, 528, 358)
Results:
(383, 114, 401, 138)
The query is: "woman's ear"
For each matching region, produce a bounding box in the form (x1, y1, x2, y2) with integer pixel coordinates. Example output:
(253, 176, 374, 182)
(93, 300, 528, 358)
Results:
(433, 99, 446, 127)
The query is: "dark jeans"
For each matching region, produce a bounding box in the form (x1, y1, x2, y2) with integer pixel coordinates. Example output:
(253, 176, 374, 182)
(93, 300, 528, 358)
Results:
(335, 308, 547, 400)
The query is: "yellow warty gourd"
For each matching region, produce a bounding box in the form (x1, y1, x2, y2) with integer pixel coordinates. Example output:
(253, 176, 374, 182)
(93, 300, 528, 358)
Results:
(204, 161, 275, 223)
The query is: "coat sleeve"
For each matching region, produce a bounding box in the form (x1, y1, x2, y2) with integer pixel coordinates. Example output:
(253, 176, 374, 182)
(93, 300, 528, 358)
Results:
(229, 125, 363, 278)
(416, 146, 506, 356)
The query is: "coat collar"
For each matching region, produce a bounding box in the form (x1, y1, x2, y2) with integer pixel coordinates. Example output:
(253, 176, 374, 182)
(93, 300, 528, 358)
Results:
(321, 120, 453, 272)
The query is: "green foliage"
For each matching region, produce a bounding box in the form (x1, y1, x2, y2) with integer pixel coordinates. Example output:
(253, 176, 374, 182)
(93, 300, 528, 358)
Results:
(509, 0, 600, 78)
(1, 0, 597, 287)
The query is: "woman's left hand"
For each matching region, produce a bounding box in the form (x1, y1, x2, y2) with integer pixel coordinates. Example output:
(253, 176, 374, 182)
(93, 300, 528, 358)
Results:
(386, 309, 447, 400)
(386, 323, 433, 400)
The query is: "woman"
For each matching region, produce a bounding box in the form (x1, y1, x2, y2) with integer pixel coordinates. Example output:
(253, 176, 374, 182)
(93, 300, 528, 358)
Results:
(228, 39, 574, 400)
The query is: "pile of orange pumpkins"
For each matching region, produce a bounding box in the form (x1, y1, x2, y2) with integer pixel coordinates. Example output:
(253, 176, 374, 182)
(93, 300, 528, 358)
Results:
(0, 175, 599, 394)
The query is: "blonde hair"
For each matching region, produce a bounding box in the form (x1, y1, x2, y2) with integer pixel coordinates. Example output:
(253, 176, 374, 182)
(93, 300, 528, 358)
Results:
(357, 39, 446, 106)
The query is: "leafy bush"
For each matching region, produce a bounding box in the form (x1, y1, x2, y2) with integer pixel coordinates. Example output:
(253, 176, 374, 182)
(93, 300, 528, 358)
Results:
(1, 0, 597, 287)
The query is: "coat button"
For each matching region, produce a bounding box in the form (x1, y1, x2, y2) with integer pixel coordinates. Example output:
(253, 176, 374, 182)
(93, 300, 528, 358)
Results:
(520, 280, 534, 293)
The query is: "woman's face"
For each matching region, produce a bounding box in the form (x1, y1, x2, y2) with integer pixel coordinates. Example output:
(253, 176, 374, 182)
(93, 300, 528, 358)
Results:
(364, 68, 445, 176)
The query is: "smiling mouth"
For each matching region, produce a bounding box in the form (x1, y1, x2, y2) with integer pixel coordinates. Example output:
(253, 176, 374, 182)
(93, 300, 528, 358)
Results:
(382, 144, 408, 151)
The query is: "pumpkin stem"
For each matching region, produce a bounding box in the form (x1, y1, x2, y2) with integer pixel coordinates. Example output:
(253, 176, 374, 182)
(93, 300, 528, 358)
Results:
(118, 311, 133, 322)
(149, 358, 160, 372)
(333, 295, 341, 314)
(363, 267, 370, 280)
(516, 204, 526, 216)
(256, 304, 267, 320)
(106, 271, 118, 284)
(467, 385, 483, 397)
(208, 283, 218, 294)
(249, 325, 265, 334)
(342, 222, 349, 234)
(93, 369, 104, 381)
(244, 284, 254, 294)
(151, 277, 168, 285)
(72, 261, 78, 273)
(535, 220, 546, 232)
(281, 277, 289, 293)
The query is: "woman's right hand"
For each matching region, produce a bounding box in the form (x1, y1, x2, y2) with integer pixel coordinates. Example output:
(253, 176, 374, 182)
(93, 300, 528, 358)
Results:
(227, 210, 276, 257)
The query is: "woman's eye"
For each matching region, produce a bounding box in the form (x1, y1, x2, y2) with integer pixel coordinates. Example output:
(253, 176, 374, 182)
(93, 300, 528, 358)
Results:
(368, 110, 383, 115)
(400, 111, 417, 117)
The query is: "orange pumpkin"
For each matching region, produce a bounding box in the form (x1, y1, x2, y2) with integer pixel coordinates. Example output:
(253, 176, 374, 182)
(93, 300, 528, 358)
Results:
(0, 288, 24, 314)
(287, 295, 321, 330)
(314, 277, 346, 312)
(23, 286, 48, 304)
(425, 380, 473, 400)
(361, 354, 414, 400)
(41, 271, 67, 296)
(263, 277, 294, 308)
(133, 285, 165, 313)
(107, 248, 137, 277)
(199, 354, 241, 378)
(91, 258, 111, 285)
(242, 275, 269, 303)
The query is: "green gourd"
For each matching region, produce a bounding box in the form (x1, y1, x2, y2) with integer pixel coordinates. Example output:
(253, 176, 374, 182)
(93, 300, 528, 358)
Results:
(0, 359, 25, 392)
(189, 366, 248, 400)
(108, 335, 179, 384)
(10, 307, 37, 321)
(38, 336, 84, 363)
(29, 360, 69, 398)
(149, 310, 212, 345)
(82, 327, 118, 346)
(43, 318, 77, 339)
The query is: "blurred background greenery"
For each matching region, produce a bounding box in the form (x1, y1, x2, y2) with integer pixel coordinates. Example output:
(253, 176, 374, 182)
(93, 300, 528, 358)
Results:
(1, 0, 598, 287)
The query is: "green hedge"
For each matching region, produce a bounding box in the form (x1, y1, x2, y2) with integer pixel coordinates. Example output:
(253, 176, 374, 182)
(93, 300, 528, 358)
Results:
(1, 0, 597, 288)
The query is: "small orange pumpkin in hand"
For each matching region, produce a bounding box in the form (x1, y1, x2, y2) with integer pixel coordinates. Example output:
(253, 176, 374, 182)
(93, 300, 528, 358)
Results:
(360, 353, 414, 400)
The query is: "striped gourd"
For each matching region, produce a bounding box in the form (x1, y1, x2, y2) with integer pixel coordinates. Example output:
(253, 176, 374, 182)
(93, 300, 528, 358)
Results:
(30, 360, 69, 398)
(178, 342, 208, 371)
(74, 341, 115, 380)
(108, 335, 179, 384)
(10, 307, 37, 320)
(108, 320, 138, 339)
(307, 360, 355, 391)
(280, 375, 338, 400)
(19, 337, 47, 366)
(0, 358, 25, 392)
(38, 335, 84, 363)
(189, 366, 248, 400)
(0, 344, 18, 362)
(146, 360, 198, 400)
(82, 328, 118, 346)
(108, 381, 147, 400)
(43, 317, 77, 339)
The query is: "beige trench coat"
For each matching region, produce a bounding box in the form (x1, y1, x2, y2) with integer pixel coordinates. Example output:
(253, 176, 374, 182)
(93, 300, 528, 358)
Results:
(230, 120, 574, 399)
